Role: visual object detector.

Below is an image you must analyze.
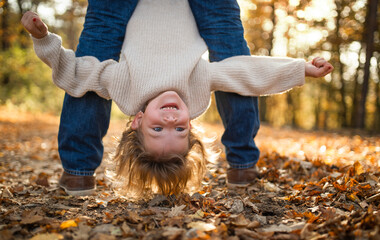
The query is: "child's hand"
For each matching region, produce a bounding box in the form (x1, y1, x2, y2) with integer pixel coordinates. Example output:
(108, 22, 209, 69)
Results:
(21, 11, 48, 39)
(305, 57, 333, 78)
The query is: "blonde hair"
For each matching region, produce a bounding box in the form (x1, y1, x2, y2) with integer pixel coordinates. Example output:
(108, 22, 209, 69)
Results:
(110, 120, 212, 197)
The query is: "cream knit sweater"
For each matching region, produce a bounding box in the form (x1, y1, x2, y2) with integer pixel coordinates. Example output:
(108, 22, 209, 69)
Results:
(32, 0, 305, 119)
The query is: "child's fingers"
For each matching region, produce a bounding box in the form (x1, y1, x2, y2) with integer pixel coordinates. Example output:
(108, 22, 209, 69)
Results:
(21, 11, 38, 25)
(33, 17, 48, 35)
(306, 60, 333, 77)
(312, 57, 322, 65)
(323, 63, 334, 75)
(316, 63, 334, 77)
(21, 11, 47, 38)
(313, 57, 327, 68)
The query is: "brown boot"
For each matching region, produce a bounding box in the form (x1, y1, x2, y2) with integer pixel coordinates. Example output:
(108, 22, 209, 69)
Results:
(59, 171, 96, 196)
(227, 167, 260, 187)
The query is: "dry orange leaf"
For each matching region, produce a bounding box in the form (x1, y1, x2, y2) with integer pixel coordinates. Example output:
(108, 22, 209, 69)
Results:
(347, 193, 360, 203)
(60, 220, 78, 229)
(333, 182, 347, 191)
(293, 184, 305, 190)
(354, 161, 364, 175)
(358, 183, 372, 190)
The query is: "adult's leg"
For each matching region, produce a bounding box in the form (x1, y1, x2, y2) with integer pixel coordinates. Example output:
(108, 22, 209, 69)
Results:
(58, 0, 138, 176)
(189, 0, 260, 170)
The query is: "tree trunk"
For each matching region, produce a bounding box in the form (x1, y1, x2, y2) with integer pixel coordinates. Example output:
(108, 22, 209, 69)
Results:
(350, 47, 364, 128)
(259, 1, 276, 123)
(338, 60, 347, 128)
(333, 0, 347, 128)
(314, 84, 322, 129)
(16, 0, 31, 49)
(1, 0, 10, 85)
(259, 97, 267, 122)
(286, 93, 295, 127)
(374, 78, 380, 132)
(1, 0, 10, 50)
(325, 82, 334, 129)
(16, 0, 23, 14)
(356, 0, 378, 129)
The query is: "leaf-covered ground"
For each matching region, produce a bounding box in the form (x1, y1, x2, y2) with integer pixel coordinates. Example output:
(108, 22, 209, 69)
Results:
(1, 108, 379, 240)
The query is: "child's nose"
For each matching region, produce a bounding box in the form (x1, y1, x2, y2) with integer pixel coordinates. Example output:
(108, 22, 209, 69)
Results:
(164, 115, 177, 122)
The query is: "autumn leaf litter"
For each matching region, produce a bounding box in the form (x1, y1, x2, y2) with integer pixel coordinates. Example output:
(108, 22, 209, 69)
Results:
(0, 111, 379, 239)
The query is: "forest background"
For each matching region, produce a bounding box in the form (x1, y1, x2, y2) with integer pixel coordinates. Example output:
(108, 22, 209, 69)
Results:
(0, 0, 379, 132)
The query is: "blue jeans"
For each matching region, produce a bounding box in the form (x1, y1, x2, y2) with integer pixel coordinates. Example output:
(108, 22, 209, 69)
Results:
(58, 0, 260, 176)
(189, 1, 260, 169)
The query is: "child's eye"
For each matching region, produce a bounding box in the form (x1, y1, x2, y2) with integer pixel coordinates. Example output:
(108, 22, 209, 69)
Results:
(175, 127, 185, 132)
(153, 127, 163, 132)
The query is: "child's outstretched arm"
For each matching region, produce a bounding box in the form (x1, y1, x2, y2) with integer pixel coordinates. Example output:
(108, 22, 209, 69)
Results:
(208, 56, 333, 96)
(21, 12, 129, 101)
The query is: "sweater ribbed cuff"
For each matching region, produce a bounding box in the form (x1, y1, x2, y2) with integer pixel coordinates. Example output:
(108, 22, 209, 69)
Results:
(32, 32, 58, 47)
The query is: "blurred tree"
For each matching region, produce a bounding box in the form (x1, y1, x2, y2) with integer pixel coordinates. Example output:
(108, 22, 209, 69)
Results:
(1, 0, 10, 85)
(241, 0, 277, 123)
(241, 0, 379, 132)
(375, 73, 380, 131)
(356, 0, 378, 129)
(0, 0, 84, 112)
(55, 0, 87, 50)
(1, 0, 10, 50)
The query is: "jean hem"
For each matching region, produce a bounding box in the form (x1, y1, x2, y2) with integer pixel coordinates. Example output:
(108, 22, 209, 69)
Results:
(64, 169, 95, 176)
(228, 161, 258, 169)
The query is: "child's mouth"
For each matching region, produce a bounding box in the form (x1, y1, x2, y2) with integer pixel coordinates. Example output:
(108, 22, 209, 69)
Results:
(160, 104, 179, 110)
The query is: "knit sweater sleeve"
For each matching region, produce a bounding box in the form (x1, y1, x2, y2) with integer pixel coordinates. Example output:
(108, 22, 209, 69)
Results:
(209, 55, 305, 96)
(32, 33, 124, 99)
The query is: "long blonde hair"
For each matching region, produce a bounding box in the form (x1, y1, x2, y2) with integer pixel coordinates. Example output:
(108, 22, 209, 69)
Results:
(110, 120, 212, 196)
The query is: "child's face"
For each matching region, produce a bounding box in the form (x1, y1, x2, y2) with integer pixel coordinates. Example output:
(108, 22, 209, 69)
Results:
(132, 91, 191, 158)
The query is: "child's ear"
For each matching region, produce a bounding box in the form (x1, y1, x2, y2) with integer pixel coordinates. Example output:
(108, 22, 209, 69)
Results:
(131, 111, 143, 130)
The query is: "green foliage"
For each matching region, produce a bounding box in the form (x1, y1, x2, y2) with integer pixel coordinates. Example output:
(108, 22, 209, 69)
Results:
(0, 46, 64, 113)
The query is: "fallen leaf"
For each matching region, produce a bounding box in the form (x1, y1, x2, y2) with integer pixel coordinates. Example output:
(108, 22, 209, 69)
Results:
(261, 222, 305, 233)
(91, 233, 116, 240)
(354, 161, 364, 175)
(366, 193, 380, 202)
(232, 214, 250, 227)
(229, 199, 244, 214)
(187, 221, 216, 232)
(21, 210, 44, 224)
(162, 227, 185, 239)
(35, 172, 50, 187)
(121, 221, 135, 237)
(125, 210, 143, 223)
(72, 222, 91, 240)
(1, 188, 13, 198)
(30, 233, 63, 240)
(60, 220, 78, 229)
(168, 205, 186, 217)
(235, 228, 267, 239)
(190, 209, 204, 219)
(263, 182, 280, 192)
(140, 208, 157, 216)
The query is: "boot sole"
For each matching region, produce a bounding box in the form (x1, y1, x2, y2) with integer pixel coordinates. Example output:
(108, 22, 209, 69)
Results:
(227, 182, 250, 188)
(59, 184, 96, 196)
